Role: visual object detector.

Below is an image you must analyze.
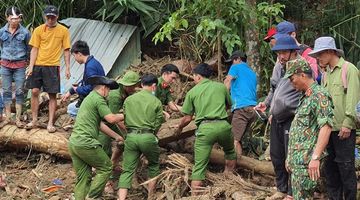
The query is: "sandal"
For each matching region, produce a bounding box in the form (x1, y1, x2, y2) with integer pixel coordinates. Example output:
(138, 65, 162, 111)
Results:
(47, 126, 57, 133)
(24, 121, 38, 130)
(15, 120, 25, 129)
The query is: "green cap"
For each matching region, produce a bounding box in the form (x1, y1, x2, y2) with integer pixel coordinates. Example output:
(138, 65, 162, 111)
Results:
(284, 58, 312, 79)
(117, 71, 140, 86)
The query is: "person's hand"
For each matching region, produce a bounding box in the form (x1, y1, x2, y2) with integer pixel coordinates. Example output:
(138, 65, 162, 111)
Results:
(338, 127, 351, 140)
(255, 102, 267, 112)
(66, 68, 71, 80)
(72, 86, 78, 93)
(163, 111, 171, 121)
(61, 91, 71, 102)
(268, 115, 273, 125)
(308, 159, 320, 181)
(285, 160, 291, 173)
(26, 66, 33, 78)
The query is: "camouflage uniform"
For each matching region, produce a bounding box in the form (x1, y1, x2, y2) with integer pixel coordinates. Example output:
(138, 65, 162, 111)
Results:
(284, 59, 334, 199)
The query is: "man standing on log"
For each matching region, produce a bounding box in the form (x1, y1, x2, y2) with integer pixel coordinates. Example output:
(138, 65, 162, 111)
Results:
(118, 74, 164, 200)
(224, 50, 257, 157)
(309, 36, 359, 200)
(25, 5, 71, 133)
(175, 63, 236, 195)
(156, 64, 182, 120)
(61, 40, 105, 117)
(284, 58, 333, 199)
(0, 7, 31, 128)
(68, 75, 124, 200)
(98, 71, 140, 193)
(255, 35, 303, 200)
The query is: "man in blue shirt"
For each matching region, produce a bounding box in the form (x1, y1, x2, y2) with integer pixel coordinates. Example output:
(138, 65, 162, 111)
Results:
(0, 7, 31, 128)
(61, 40, 105, 117)
(224, 50, 257, 157)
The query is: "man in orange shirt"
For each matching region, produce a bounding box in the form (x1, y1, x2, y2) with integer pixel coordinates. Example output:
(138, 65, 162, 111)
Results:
(25, 5, 71, 133)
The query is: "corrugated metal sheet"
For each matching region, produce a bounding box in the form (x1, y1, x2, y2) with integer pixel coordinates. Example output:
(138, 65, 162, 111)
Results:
(59, 18, 138, 93)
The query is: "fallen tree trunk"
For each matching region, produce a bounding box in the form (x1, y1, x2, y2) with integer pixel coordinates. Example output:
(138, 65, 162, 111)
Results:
(0, 125, 70, 159)
(210, 148, 275, 176)
(0, 119, 275, 176)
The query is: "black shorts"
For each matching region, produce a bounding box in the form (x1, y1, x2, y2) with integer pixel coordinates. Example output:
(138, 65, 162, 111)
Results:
(25, 66, 60, 94)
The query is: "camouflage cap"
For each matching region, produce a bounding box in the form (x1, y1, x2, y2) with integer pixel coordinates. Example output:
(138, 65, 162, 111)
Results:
(284, 58, 312, 79)
(117, 71, 140, 86)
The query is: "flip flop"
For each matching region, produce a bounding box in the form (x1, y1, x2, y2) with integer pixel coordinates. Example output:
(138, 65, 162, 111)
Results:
(24, 121, 38, 130)
(15, 120, 25, 129)
(47, 126, 57, 133)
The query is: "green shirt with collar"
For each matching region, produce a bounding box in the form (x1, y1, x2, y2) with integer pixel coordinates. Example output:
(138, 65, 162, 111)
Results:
(181, 78, 231, 126)
(322, 57, 360, 131)
(155, 77, 173, 105)
(108, 85, 126, 113)
(124, 90, 164, 132)
(69, 91, 112, 148)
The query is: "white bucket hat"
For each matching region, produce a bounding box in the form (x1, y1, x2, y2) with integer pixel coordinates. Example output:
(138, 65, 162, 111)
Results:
(308, 36, 344, 57)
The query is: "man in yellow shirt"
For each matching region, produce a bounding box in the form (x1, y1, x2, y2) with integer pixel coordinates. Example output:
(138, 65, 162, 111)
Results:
(25, 5, 71, 133)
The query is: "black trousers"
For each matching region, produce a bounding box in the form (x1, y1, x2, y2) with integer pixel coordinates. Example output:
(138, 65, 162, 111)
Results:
(325, 130, 357, 200)
(270, 117, 293, 195)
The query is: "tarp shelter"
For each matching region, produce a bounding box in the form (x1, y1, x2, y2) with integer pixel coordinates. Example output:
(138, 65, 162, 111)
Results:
(59, 18, 141, 93)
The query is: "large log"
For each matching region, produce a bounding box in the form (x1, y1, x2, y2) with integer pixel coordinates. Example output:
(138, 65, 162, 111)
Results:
(210, 148, 275, 176)
(0, 119, 275, 176)
(0, 125, 70, 159)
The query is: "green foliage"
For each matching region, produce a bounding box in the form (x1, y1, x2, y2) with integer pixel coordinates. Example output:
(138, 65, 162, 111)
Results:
(0, 0, 76, 29)
(153, 0, 284, 62)
(96, 0, 179, 38)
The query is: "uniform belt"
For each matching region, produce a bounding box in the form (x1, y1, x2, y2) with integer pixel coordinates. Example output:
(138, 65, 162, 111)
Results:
(201, 119, 226, 124)
(128, 128, 154, 134)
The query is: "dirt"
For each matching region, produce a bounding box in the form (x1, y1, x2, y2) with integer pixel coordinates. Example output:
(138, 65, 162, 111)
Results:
(0, 146, 277, 200)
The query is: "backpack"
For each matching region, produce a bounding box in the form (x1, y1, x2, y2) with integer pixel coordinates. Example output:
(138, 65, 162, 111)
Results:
(301, 47, 320, 81)
(321, 61, 349, 93)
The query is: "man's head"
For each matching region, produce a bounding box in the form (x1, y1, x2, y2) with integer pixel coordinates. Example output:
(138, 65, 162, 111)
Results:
(118, 71, 140, 95)
(161, 64, 180, 84)
(225, 50, 247, 65)
(308, 36, 344, 67)
(271, 35, 300, 65)
(44, 5, 59, 27)
(71, 40, 90, 64)
(273, 20, 296, 40)
(87, 75, 119, 97)
(141, 74, 158, 93)
(192, 63, 213, 84)
(264, 27, 277, 47)
(284, 58, 313, 91)
(6, 7, 22, 27)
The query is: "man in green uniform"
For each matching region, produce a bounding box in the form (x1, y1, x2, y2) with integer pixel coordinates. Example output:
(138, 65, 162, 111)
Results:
(284, 59, 334, 199)
(175, 63, 237, 195)
(117, 74, 164, 200)
(68, 76, 124, 200)
(156, 64, 182, 119)
(97, 71, 140, 193)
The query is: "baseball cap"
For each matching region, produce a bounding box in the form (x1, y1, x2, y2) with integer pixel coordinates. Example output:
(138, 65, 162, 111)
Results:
(225, 50, 247, 63)
(44, 5, 59, 16)
(263, 27, 276, 42)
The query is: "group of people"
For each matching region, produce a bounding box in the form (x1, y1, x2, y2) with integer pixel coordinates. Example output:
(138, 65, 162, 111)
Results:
(0, 4, 359, 200)
(255, 21, 359, 200)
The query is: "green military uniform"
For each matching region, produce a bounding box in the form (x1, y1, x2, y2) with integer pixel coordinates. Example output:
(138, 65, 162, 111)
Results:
(155, 77, 173, 105)
(181, 79, 236, 180)
(97, 71, 140, 155)
(97, 85, 126, 155)
(118, 90, 164, 189)
(68, 91, 113, 200)
(284, 59, 334, 199)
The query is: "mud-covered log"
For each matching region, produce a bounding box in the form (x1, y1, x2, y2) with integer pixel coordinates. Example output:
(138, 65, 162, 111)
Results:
(209, 148, 275, 176)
